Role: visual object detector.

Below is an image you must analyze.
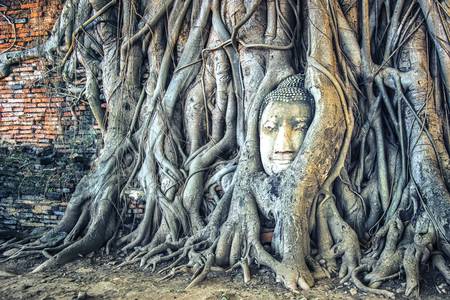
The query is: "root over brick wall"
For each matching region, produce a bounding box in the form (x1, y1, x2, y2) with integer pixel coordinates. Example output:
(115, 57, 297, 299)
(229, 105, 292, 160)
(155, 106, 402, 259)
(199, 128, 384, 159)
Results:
(0, 0, 94, 148)
(0, 1, 103, 230)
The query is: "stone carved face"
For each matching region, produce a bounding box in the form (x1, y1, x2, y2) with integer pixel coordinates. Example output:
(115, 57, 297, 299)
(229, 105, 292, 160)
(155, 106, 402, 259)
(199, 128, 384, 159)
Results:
(258, 75, 313, 175)
(259, 101, 312, 175)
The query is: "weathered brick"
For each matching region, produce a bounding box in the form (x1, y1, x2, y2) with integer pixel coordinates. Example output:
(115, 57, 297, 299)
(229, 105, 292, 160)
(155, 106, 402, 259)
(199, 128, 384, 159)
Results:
(0, 0, 103, 230)
(10, 83, 24, 90)
(24, 107, 46, 113)
(21, 3, 40, 9)
(14, 18, 28, 24)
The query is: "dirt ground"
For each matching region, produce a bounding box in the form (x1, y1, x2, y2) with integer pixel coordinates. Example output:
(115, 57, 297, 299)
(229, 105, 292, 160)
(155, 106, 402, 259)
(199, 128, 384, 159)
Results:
(0, 255, 448, 300)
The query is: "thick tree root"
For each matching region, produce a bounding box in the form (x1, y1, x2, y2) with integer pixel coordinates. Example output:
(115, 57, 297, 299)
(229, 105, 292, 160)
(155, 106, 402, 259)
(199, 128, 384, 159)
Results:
(351, 265, 395, 299)
(2, 0, 450, 298)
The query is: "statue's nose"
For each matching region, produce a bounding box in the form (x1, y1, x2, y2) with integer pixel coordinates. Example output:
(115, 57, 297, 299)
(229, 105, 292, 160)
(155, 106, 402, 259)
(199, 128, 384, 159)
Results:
(274, 123, 294, 154)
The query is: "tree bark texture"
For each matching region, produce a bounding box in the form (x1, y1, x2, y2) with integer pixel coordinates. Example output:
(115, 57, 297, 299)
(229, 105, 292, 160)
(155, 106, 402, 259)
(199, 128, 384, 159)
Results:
(1, 0, 450, 297)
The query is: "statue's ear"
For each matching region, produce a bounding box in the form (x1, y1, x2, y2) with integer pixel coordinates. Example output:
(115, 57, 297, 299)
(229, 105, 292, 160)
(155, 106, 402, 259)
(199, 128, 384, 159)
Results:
(304, 70, 318, 126)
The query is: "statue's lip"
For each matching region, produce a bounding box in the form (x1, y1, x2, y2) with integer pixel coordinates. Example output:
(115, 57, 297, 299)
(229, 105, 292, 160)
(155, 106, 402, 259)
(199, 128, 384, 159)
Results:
(270, 158, 293, 164)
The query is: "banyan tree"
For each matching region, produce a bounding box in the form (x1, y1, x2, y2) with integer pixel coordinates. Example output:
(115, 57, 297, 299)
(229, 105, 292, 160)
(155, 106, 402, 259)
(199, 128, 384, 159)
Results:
(1, 0, 450, 297)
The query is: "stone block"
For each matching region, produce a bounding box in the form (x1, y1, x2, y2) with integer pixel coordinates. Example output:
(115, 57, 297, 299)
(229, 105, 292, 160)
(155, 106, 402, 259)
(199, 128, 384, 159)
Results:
(46, 192, 62, 200)
(13, 18, 28, 24)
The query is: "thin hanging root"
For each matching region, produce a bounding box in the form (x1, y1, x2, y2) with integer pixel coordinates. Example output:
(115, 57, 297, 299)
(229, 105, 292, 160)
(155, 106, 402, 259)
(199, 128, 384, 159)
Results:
(351, 265, 395, 299)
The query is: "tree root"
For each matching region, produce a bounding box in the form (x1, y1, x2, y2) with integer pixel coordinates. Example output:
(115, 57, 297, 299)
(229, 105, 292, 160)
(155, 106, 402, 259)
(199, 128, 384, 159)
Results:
(2, 1, 450, 299)
(432, 253, 450, 285)
(364, 217, 404, 288)
(351, 265, 396, 299)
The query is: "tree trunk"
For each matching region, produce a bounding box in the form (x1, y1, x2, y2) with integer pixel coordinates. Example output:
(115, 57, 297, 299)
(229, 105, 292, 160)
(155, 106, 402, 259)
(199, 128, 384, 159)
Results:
(1, 0, 450, 296)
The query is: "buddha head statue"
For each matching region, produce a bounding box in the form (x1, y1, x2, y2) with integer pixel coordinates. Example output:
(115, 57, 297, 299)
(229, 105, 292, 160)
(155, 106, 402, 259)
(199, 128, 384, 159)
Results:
(259, 74, 314, 175)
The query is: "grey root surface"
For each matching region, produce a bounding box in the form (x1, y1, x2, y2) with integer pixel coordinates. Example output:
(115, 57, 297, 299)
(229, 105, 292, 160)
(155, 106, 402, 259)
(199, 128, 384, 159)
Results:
(1, 0, 450, 298)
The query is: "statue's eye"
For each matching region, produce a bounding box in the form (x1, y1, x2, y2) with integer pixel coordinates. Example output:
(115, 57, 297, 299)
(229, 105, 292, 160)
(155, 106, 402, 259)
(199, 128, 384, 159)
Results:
(263, 121, 277, 132)
(293, 121, 307, 131)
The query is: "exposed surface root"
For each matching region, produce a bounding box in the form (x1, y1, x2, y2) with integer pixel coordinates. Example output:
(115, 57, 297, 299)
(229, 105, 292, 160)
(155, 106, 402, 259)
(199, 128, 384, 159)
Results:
(1, 0, 450, 298)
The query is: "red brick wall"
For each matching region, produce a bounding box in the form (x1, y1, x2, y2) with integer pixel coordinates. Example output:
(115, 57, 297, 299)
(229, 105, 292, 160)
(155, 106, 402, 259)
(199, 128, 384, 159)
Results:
(0, 2, 144, 232)
(0, 1, 101, 231)
(0, 0, 91, 148)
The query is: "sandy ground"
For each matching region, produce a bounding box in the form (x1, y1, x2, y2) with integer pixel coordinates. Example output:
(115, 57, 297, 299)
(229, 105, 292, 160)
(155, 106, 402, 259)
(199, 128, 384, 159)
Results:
(0, 255, 448, 300)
